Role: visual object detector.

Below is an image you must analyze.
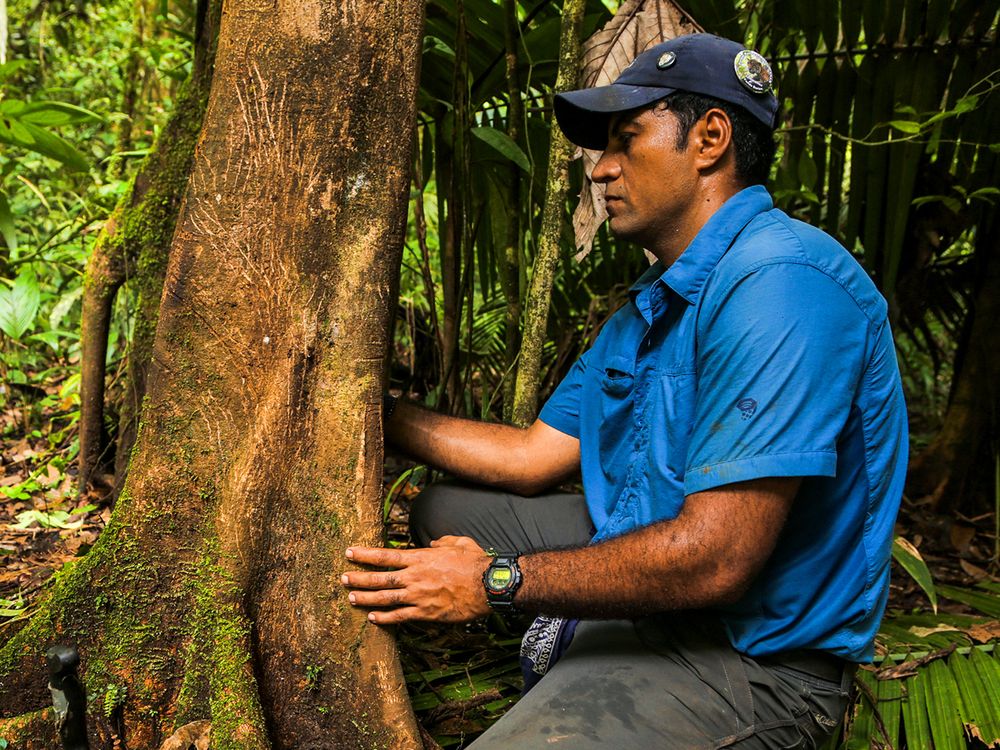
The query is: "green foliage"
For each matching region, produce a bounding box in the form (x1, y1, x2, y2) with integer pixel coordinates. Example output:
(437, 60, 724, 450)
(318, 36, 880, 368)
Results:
(892, 537, 938, 613)
(102, 683, 128, 719)
(0, 97, 103, 172)
(0, 270, 40, 340)
(10, 504, 96, 529)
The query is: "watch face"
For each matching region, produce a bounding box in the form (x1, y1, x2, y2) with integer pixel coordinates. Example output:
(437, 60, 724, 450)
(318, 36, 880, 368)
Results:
(486, 564, 514, 591)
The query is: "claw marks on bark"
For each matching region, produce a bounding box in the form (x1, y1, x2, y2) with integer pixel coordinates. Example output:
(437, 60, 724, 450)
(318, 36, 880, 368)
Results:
(216, 334, 318, 589)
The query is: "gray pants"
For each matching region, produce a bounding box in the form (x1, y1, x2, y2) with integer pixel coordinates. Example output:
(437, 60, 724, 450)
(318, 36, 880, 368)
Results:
(410, 483, 854, 749)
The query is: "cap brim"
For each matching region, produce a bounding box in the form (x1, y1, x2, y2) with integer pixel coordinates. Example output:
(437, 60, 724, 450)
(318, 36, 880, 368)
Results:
(554, 85, 676, 150)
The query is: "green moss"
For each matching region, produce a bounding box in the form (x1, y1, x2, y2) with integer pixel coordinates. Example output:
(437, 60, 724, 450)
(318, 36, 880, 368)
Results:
(172, 537, 268, 748)
(0, 505, 171, 710)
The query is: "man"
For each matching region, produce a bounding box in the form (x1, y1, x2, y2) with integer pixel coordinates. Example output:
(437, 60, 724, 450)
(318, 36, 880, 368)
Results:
(342, 33, 907, 748)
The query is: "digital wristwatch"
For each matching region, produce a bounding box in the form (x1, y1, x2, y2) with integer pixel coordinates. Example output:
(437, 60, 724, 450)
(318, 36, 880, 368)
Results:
(482, 552, 522, 612)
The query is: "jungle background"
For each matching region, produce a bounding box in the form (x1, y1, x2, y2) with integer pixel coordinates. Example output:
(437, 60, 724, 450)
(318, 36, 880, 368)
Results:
(1, 0, 999, 747)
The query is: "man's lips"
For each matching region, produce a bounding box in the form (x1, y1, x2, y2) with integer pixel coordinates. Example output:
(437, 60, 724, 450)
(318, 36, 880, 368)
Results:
(605, 195, 623, 215)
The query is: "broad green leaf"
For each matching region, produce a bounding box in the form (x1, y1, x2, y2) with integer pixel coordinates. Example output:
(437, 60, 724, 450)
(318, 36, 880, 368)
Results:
(797, 152, 818, 190)
(424, 35, 455, 59)
(926, 659, 968, 750)
(0, 60, 32, 80)
(471, 127, 530, 172)
(0, 116, 90, 172)
(28, 329, 79, 352)
(0, 271, 42, 340)
(875, 675, 902, 749)
(901, 671, 934, 750)
(4, 116, 35, 144)
(0, 597, 24, 609)
(952, 649, 1000, 744)
(888, 119, 921, 134)
(0, 100, 27, 116)
(892, 536, 938, 612)
(0, 191, 16, 251)
(938, 584, 1000, 618)
(19, 101, 104, 126)
(48, 285, 84, 330)
(12, 506, 93, 530)
(969, 187, 1000, 204)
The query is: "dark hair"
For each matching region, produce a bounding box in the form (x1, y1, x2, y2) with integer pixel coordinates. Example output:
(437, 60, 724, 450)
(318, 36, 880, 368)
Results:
(660, 92, 777, 187)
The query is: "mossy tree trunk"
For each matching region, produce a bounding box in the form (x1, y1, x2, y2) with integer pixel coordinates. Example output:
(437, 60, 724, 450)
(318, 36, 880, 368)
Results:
(78, 0, 220, 495)
(509, 0, 586, 427)
(1, 0, 425, 747)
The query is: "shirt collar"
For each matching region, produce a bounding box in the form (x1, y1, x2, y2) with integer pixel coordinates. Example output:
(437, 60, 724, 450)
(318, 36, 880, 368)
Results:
(629, 185, 774, 305)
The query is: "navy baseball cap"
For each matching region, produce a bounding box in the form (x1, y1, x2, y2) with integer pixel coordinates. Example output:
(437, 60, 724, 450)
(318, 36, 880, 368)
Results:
(554, 34, 778, 150)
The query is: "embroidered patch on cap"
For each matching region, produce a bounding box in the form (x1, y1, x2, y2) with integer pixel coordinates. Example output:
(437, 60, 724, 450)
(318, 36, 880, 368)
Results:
(657, 51, 677, 70)
(733, 49, 773, 94)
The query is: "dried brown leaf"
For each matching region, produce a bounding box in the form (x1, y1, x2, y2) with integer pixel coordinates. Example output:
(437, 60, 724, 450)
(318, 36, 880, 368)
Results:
(158, 720, 211, 750)
(964, 620, 1000, 644)
(959, 558, 997, 582)
(875, 644, 956, 680)
(965, 722, 1000, 748)
(950, 523, 976, 553)
(572, 0, 702, 259)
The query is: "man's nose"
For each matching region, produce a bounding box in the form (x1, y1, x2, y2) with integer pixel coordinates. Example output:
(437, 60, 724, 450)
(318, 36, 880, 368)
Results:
(591, 152, 620, 183)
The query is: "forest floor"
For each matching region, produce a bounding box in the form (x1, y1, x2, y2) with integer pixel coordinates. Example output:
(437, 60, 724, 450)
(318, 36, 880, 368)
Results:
(2, 383, 999, 747)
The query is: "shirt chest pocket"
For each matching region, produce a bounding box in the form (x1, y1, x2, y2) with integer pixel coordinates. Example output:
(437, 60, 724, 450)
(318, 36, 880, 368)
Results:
(600, 354, 636, 396)
(583, 354, 636, 456)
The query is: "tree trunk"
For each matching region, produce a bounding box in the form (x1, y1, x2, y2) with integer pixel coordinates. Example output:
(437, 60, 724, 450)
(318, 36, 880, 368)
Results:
(2, 1, 425, 748)
(436, 122, 461, 411)
(77, 0, 220, 495)
(509, 0, 586, 427)
(500, 0, 523, 422)
(907, 222, 1000, 514)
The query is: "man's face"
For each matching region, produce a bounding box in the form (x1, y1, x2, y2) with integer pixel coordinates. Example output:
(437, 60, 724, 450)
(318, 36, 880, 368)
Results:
(591, 105, 699, 251)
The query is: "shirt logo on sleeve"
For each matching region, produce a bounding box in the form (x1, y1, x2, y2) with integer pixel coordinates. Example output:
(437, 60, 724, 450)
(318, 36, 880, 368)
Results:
(737, 397, 758, 420)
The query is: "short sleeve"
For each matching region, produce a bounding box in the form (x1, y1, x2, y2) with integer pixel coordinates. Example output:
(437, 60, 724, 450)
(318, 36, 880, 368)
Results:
(538, 352, 591, 438)
(684, 263, 870, 494)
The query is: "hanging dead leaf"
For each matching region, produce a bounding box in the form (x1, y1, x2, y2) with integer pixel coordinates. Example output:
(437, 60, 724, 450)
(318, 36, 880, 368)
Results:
(571, 0, 702, 260)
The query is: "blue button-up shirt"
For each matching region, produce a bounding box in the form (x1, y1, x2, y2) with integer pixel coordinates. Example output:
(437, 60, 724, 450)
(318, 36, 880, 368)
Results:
(539, 186, 907, 661)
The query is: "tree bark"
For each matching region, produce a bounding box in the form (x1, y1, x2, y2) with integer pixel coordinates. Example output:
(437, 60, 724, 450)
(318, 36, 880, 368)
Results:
(77, 0, 220, 495)
(509, 0, 586, 427)
(3, 1, 425, 748)
(907, 222, 1000, 514)
(500, 0, 523, 422)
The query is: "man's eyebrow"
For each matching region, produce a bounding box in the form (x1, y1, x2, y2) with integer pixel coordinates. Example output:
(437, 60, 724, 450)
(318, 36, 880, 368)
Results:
(609, 113, 642, 137)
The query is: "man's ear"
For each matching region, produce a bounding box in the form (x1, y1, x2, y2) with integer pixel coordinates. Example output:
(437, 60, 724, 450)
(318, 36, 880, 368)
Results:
(691, 108, 733, 173)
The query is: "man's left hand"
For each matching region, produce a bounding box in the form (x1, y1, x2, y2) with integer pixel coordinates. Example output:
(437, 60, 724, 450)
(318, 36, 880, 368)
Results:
(342, 536, 493, 625)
